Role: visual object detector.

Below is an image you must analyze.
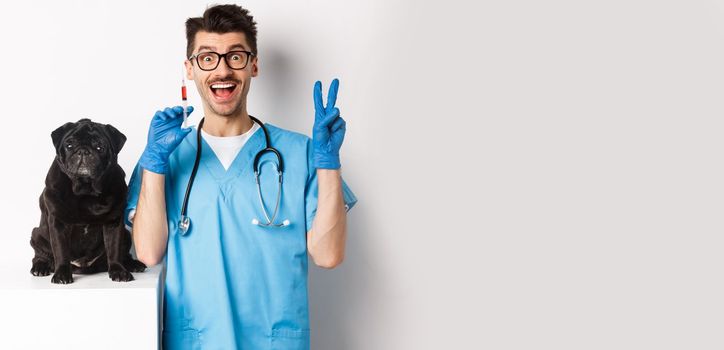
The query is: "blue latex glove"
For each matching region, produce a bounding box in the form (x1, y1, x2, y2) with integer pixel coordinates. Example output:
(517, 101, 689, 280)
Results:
(138, 106, 193, 174)
(313, 78, 346, 169)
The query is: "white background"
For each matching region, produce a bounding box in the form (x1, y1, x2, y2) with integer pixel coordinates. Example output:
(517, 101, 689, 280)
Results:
(0, 0, 723, 349)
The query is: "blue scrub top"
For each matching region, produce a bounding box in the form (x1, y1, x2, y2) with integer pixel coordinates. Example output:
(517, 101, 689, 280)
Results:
(125, 123, 357, 350)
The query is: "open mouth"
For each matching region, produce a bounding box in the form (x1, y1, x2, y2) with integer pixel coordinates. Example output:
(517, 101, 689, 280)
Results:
(209, 82, 238, 102)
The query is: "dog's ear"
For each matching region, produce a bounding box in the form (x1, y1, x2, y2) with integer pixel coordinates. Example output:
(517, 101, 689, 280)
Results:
(51, 122, 76, 151)
(103, 124, 126, 154)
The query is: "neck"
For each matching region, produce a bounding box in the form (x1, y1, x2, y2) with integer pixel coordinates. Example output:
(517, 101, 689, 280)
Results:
(200, 108, 254, 137)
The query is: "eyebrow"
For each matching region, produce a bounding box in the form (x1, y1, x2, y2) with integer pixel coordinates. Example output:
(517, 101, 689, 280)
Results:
(196, 44, 248, 53)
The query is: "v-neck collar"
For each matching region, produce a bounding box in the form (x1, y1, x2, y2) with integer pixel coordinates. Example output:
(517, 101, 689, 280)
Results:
(193, 124, 265, 184)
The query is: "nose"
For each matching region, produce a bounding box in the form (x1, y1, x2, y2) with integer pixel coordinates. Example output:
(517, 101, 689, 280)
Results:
(215, 56, 233, 75)
(77, 148, 91, 156)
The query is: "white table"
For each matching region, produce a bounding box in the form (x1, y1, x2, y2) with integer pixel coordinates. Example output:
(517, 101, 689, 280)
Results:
(0, 263, 163, 350)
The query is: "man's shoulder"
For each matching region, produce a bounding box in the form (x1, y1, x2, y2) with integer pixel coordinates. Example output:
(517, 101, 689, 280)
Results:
(263, 123, 311, 145)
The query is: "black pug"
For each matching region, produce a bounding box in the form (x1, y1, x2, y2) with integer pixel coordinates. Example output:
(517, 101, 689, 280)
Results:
(30, 118, 145, 284)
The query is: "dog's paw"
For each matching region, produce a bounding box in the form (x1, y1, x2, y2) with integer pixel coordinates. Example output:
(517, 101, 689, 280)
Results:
(109, 264, 134, 282)
(51, 265, 73, 284)
(125, 259, 147, 273)
(30, 261, 52, 276)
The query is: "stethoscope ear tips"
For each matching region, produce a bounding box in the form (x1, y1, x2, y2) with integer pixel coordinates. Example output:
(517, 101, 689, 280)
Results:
(251, 218, 290, 227)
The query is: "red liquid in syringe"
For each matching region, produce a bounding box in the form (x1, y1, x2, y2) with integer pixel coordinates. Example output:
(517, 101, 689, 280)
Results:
(181, 78, 188, 127)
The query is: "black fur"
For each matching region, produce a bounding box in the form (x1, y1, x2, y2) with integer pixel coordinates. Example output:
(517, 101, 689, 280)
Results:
(30, 119, 145, 284)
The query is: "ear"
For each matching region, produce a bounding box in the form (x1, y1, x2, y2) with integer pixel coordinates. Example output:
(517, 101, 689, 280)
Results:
(251, 55, 259, 77)
(51, 122, 75, 151)
(103, 124, 127, 153)
(184, 59, 194, 80)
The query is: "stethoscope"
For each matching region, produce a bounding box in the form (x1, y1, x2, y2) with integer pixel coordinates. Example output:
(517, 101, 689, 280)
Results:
(178, 116, 290, 236)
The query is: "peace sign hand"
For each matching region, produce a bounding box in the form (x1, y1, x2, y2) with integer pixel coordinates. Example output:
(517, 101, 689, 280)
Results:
(312, 78, 346, 169)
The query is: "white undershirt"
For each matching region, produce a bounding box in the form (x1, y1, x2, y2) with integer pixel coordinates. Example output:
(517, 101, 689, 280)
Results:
(200, 122, 261, 170)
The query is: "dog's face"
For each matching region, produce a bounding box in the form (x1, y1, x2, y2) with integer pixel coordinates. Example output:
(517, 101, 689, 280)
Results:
(51, 119, 126, 181)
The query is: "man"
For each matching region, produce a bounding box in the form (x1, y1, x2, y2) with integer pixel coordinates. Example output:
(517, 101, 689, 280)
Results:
(125, 4, 357, 349)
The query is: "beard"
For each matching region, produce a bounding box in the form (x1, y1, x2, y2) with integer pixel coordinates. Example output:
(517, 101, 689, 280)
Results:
(209, 99, 245, 117)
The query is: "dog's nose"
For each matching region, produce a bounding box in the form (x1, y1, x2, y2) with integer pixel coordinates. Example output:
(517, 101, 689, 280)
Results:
(77, 148, 91, 156)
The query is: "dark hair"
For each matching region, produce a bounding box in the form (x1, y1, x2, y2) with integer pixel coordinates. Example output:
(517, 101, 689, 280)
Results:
(185, 4, 258, 58)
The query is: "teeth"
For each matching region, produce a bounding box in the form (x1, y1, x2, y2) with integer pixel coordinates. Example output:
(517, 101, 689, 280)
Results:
(211, 83, 235, 89)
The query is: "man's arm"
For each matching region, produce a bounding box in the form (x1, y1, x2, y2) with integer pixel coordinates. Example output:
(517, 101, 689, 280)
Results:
(308, 78, 351, 269)
(131, 106, 193, 266)
(307, 169, 347, 269)
(132, 170, 169, 266)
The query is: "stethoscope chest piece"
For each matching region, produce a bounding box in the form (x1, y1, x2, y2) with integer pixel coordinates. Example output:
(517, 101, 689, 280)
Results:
(179, 215, 191, 235)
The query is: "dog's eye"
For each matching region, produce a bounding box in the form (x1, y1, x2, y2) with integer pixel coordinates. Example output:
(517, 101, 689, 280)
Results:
(96, 146, 103, 151)
(65, 143, 73, 149)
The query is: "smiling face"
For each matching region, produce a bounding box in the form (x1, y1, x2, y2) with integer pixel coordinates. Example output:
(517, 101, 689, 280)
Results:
(185, 31, 258, 118)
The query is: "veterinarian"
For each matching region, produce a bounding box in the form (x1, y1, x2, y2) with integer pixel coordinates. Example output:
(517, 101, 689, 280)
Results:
(125, 4, 356, 349)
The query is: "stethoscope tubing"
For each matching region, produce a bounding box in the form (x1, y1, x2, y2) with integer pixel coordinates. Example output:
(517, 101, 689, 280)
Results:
(178, 116, 287, 235)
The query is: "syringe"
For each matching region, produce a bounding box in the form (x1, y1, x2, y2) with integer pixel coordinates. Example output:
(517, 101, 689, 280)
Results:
(181, 73, 188, 128)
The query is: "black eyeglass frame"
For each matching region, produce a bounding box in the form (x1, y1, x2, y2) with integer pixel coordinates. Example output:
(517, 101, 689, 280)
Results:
(188, 50, 256, 71)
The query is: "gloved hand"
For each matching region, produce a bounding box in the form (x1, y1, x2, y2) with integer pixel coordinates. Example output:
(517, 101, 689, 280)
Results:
(139, 106, 194, 174)
(313, 78, 346, 169)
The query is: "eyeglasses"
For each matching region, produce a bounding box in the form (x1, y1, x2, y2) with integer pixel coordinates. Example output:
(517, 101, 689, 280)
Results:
(188, 50, 255, 71)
